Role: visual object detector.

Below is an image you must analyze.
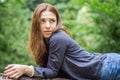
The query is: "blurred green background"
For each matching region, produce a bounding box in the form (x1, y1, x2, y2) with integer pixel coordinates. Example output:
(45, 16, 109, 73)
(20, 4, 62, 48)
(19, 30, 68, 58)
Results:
(0, 0, 120, 72)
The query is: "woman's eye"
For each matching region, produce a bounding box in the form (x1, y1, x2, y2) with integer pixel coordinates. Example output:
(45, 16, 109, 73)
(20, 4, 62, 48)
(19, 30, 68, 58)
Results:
(50, 19, 55, 23)
(40, 19, 45, 24)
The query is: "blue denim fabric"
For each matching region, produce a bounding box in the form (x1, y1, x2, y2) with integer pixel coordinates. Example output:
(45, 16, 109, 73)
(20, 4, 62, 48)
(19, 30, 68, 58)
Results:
(100, 53, 120, 80)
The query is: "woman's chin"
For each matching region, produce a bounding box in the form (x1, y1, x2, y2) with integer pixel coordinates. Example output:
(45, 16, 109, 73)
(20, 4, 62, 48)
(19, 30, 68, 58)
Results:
(44, 35, 51, 38)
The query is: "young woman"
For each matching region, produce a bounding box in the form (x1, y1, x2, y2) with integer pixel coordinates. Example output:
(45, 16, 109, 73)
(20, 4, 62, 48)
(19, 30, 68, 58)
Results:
(4, 3, 120, 80)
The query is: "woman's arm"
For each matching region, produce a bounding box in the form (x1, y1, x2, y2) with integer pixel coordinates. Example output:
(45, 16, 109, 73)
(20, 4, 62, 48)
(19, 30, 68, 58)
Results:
(34, 33, 69, 78)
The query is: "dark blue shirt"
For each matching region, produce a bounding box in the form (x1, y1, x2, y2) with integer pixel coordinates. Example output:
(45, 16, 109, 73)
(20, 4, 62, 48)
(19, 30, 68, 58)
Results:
(34, 30, 106, 80)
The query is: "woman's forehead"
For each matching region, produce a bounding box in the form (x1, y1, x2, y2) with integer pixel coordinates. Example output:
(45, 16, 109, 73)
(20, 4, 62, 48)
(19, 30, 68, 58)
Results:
(40, 11, 56, 19)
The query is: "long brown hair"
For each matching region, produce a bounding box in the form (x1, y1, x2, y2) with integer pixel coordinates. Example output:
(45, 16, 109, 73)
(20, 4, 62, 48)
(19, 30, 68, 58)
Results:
(28, 3, 62, 65)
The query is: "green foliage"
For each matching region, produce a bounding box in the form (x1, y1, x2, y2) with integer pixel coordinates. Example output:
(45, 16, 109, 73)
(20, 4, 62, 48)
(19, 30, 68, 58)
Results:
(0, 0, 36, 72)
(89, 0, 120, 52)
(59, 0, 120, 53)
(26, 0, 69, 11)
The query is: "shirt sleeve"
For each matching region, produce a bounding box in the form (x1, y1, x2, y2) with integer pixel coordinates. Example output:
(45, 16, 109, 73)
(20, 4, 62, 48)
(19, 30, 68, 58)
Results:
(34, 34, 69, 78)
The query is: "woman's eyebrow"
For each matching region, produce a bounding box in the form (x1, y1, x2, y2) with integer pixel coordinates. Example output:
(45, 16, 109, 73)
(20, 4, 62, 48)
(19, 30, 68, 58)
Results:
(40, 17, 56, 19)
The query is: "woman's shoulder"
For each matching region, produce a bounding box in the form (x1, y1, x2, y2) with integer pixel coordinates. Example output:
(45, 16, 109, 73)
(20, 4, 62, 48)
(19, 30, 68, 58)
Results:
(49, 30, 71, 43)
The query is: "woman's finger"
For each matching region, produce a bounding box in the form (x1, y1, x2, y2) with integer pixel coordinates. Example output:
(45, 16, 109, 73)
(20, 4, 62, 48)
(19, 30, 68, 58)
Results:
(4, 67, 15, 74)
(5, 64, 15, 70)
(9, 72, 18, 79)
(15, 74, 21, 79)
(5, 70, 17, 77)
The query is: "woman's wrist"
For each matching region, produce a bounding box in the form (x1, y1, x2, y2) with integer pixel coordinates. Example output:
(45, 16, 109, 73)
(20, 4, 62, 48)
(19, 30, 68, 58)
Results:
(24, 65, 34, 77)
(29, 65, 34, 77)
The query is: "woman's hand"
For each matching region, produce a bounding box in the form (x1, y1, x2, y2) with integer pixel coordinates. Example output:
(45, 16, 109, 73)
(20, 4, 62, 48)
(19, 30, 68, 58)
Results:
(4, 64, 28, 79)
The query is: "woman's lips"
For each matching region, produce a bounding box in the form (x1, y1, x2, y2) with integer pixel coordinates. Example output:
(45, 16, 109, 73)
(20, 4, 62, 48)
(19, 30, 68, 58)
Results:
(44, 31, 52, 34)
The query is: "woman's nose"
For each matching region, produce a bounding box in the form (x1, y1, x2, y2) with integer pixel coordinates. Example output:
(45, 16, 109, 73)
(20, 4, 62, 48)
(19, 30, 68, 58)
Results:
(45, 22, 50, 29)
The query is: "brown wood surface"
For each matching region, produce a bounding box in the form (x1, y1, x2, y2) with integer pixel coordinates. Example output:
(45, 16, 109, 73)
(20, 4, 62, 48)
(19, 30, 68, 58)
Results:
(0, 73, 71, 80)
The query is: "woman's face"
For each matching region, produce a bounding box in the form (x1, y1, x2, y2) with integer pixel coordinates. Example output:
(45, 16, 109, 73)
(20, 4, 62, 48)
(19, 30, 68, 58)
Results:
(40, 10, 57, 38)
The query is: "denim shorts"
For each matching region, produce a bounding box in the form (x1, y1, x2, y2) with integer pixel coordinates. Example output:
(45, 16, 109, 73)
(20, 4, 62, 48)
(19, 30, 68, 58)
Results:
(100, 53, 120, 80)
